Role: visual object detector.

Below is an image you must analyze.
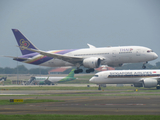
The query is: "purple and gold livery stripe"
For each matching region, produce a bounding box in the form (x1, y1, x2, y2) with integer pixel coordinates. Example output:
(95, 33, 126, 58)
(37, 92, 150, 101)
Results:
(50, 49, 77, 54)
(25, 49, 77, 65)
(25, 55, 47, 64)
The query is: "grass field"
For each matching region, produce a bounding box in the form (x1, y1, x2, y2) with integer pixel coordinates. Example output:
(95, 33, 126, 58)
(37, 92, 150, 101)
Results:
(0, 99, 64, 105)
(0, 86, 160, 97)
(0, 114, 160, 120)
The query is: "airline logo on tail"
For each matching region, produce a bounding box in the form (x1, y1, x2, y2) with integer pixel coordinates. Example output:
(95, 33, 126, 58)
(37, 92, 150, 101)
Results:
(20, 39, 30, 50)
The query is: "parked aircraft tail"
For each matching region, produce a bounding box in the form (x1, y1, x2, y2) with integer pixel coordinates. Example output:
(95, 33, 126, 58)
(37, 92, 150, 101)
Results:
(66, 69, 75, 77)
(12, 29, 38, 55)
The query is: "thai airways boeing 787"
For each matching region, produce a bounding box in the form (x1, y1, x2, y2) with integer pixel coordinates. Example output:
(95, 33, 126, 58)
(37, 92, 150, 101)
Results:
(7, 29, 158, 73)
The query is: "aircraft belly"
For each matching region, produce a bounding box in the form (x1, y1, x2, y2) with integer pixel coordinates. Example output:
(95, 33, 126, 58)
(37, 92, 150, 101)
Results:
(119, 55, 132, 63)
(41, 59, 73, 67)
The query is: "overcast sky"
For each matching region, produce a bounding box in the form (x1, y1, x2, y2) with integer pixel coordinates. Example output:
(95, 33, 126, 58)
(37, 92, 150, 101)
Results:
(0, 0, 160, 68)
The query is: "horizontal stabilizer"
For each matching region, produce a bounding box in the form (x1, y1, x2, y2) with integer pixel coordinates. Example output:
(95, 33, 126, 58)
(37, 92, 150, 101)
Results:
(4, 56, 29, 61)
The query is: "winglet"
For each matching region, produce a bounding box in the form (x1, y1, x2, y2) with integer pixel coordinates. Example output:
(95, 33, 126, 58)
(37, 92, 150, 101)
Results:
(87, 44, 96, 49)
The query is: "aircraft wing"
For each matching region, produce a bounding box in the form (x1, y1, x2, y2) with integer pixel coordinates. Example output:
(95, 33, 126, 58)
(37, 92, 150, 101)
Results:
(19, 46, 84, 64)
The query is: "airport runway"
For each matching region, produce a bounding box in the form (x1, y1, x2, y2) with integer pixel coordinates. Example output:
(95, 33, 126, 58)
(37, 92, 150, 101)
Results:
(0, 89, 160, 115)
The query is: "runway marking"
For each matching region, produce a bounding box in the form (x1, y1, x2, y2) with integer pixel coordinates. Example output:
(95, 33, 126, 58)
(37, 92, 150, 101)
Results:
(57, 103, 146, 106)
(63, 97, 88, 101)
(23, 98, 34, 99)
(4, 108, 13, 110)
(0, 94, 28, 95)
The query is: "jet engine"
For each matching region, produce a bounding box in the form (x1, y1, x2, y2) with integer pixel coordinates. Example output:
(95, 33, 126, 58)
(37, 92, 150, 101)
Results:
(83, 57, 101, 68)
(143, 78, 157, 88)
(134, 78, 157, 88)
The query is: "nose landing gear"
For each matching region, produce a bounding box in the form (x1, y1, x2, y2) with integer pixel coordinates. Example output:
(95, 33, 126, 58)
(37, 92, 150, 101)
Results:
(142, 61, 148, 69)
(142, 65, 146, 69)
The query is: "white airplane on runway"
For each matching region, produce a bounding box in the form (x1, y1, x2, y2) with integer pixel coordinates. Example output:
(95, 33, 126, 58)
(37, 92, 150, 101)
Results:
(7, 29, 158, 73)
(89, 69, 160, 89)
(27, 69, 76, 85)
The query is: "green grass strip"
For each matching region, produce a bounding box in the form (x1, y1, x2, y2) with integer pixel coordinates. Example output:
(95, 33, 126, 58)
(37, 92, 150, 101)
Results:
(0, 99, 64, 105)
(0, 93, 160, 97)
(0, 115, 160, 120)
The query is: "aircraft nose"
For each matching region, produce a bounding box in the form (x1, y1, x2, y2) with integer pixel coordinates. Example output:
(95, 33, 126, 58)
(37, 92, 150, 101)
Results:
(89, 77, 95, 83)
(153, 53, 158, 59)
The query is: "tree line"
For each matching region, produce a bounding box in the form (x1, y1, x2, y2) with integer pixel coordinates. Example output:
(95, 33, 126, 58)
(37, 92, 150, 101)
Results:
(0, 65, 52, 74)
(115, 62, 160, 70)
(0, 61, 160, 74)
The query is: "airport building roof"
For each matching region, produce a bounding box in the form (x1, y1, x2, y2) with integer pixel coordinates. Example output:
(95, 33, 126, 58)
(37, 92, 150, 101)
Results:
(48, 67, 71, 74)
(95, 66, 115, 71)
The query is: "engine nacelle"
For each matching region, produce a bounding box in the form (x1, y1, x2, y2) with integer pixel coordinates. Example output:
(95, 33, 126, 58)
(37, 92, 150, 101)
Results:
(143, 78, 157, 88)
(83, 57, 101, 68)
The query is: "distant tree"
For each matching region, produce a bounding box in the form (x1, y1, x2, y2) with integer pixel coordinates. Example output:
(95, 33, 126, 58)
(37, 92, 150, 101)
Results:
(4, 67, 14, 74)
(115, 62, 155, 70)
(28, 67, 50, 74)
(40, 68, 50, 74)
(29, 68, 41, 74)
(156, 62, 160, 68)
(0, 67, 4, 74)
(16, 65, 28, 74)
(1, 61, 160, 74)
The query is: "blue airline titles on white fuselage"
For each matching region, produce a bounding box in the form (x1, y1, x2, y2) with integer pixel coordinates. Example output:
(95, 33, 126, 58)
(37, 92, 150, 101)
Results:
(9, 29, 158, 73)
(89, 69, 160, 89)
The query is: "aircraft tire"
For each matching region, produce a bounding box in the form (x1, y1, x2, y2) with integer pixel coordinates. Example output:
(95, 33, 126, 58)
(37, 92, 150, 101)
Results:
(74, 69, 83, 74)
(86, 69, 90, 73)
(74, 70, 79, 74)
(79, 69, 83, 73)
(98, 85, 101, 90)
(86, 68, 94, 73)
(156, 86, 160, 89)
(142, 66, 146, 69)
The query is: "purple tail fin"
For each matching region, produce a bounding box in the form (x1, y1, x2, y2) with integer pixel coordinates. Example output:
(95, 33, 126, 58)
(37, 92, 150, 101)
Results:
(12, 29, 38, 55)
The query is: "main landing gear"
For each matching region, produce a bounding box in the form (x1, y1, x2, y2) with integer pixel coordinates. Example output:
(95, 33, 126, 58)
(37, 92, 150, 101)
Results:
(86, 68, 94, 73)
(74, 68, 95, 74)
(156, 86, 160, 89)
(74, 69, 83, 74)
(142, 61, 148, 69)
(98, 85, 101, 90)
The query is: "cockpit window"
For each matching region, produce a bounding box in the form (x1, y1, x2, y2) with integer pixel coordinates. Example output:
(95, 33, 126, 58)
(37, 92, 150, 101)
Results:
(147, 50, 153, 53)
(94, 75, 99, 77)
